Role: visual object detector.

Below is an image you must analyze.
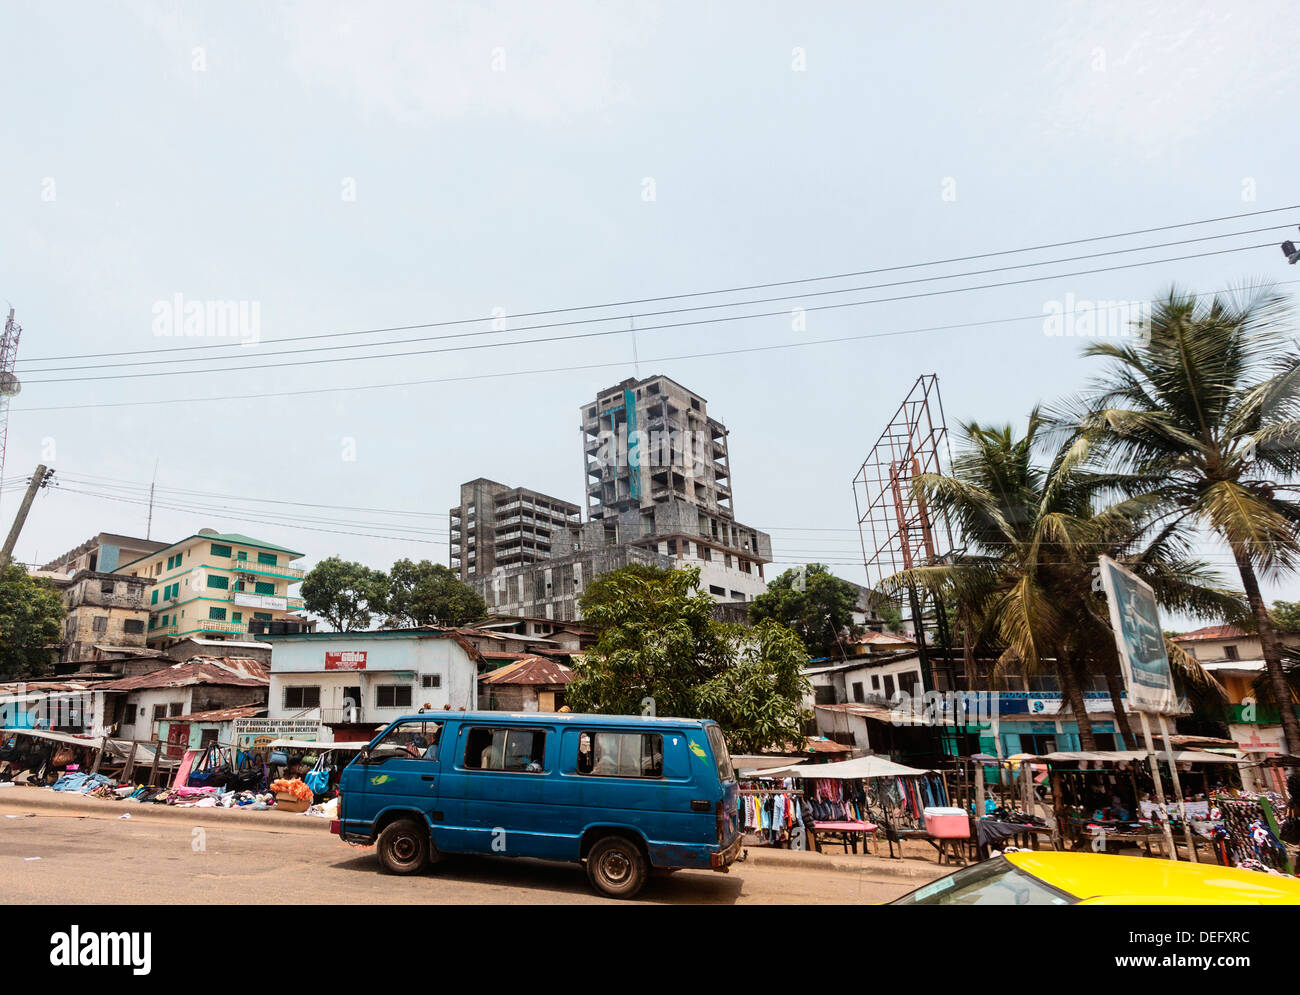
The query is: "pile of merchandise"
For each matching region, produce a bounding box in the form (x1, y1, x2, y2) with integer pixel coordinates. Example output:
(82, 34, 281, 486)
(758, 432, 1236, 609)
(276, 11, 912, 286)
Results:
(270, 778, 314, 803)
(1210, 789, 1294, 875)
(38, 770, 317, 813)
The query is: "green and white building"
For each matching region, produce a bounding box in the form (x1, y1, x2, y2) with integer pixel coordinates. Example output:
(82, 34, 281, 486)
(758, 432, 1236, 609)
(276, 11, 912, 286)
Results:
(116, 529, 312, 648)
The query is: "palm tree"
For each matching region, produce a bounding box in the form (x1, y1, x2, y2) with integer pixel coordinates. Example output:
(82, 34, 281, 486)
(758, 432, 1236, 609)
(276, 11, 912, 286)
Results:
(880, 412, 1241, 750)
(1075, 286, 1300, 752)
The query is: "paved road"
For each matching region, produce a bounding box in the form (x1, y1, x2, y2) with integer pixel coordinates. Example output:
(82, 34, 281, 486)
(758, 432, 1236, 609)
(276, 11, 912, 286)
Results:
(0, 810, 915, 905)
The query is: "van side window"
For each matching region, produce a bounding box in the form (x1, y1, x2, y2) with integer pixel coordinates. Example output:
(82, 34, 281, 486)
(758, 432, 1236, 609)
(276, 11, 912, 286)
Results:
(464, 727, 547, 773)
(576, 731, 664, 778)
(370, 719, 442, 761)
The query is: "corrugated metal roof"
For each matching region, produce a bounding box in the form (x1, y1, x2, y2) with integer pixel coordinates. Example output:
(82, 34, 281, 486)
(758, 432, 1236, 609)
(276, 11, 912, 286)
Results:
(479, 656, 574, 686)
(1172, 624, 1250, 642)
(96, 657, 268, 691)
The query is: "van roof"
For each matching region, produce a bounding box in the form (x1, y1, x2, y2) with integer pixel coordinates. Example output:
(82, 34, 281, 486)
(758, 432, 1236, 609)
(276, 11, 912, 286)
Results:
(393, 711, 713, 728)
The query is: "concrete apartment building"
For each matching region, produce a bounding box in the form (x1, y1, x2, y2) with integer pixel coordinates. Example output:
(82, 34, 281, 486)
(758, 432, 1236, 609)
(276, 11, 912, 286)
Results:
(41, 532, 169, 575)
(262, 629, 481, 743)
(116, 529, 314, 648)
(579, 375, 772, 602)
(51, 571, 155, 672)
(1172, 624, 1300, 766)
(455, 375, 773, 621)
(449, 478, 581, 580)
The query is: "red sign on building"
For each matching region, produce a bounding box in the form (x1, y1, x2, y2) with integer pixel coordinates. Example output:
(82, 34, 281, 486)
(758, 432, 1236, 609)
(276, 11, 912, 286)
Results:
(325, 650, 367, 671)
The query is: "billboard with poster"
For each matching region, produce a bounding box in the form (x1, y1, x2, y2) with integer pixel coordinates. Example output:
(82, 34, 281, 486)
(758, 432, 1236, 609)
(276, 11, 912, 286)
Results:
(1097, 555, 1178, 715)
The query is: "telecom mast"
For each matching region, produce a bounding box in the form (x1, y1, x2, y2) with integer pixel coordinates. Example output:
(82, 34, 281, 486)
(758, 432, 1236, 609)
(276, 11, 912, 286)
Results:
(0, 309, 23, 493)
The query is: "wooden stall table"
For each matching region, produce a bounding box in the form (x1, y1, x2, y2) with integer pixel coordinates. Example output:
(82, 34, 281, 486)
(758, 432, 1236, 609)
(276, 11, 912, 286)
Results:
(890, 826, 973, 865)
(1072, 823, 1169, 857)
(813, 820, 877, 854)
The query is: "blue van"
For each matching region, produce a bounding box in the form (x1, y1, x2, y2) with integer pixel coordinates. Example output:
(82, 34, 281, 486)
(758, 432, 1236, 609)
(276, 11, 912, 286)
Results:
(333, 711, 742, 898)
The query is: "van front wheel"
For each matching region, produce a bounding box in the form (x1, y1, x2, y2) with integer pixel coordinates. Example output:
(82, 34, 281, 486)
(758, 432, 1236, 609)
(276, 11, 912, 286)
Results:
(586, 835, 648, 899)
(377, 819, 429, 874)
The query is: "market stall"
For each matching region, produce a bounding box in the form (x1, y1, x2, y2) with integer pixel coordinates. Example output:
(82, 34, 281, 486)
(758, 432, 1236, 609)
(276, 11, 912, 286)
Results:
(756, 754, 959, 860)
(1030, 748, 1243, 861)
(265, 739, 368, 806)
(0, 727, 178, 786)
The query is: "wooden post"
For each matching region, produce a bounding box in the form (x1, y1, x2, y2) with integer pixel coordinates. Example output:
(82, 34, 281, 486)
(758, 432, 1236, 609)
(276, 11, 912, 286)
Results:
(90, 736, 107, 776)
(123, 741, 139, 783)
(1050, 770, 1064, 850)
(149, 737, 161, 787)
(976, 763, 986, 821)
(1138, 711, 1178, 862)
(1157, 713, 1198, 863)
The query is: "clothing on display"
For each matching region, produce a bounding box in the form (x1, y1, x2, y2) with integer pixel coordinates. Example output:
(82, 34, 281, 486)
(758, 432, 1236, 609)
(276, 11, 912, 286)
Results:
(738, 781, 805, 843)
(1211, 791, 1294, 874)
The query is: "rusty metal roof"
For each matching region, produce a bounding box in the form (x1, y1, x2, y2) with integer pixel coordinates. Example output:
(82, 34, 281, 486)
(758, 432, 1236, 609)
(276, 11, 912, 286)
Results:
(96, 657, 268, 692)
(478, 656, 574, 687)
(1171, 624, 1250, 642)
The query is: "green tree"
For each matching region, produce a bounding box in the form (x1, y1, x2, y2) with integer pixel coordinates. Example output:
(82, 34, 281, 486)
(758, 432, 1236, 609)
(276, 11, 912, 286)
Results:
(0, 564, 65, 679)
(385, 559, 487, 628)
(1076, 286, 1300, 752)
(568, 564, 811, 753)
(748, 563, 862, 659)
(301, 556, 388, 631)
(695, 618, 814, 754)
(877, 602, 904, 634)
(1271, 600, 1300, 634)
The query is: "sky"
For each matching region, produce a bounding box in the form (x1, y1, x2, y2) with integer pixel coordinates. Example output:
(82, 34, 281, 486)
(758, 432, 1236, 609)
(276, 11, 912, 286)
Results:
(1, 1, 1298, 624)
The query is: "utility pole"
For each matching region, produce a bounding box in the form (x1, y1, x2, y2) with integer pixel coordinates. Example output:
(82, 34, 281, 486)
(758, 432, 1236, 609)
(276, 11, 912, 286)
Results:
(0, 464, 54, 568)
(146, 457, 159, 539)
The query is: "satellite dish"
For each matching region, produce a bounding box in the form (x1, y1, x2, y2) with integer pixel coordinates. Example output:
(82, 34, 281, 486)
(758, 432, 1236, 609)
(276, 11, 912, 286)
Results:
(0, 373, 20, 397)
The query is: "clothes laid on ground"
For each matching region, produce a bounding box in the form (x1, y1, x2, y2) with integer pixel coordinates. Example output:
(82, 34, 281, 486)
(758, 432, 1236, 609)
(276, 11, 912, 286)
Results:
(51, 772, 114, 793)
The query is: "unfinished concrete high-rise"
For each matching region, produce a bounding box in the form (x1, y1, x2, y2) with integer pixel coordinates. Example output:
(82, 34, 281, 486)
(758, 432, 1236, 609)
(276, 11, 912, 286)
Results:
(449, 479, 582, 581)
(451, 375, 773, 623)
(582, 375, 733, 521)
(578, 375, 771, 604)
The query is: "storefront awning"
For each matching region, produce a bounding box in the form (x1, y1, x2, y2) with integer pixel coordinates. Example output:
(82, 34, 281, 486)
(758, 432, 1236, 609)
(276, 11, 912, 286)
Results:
(266, 739, 369, 751)
(1027, 749, 1242, 764)
(755, 754, 935, 779)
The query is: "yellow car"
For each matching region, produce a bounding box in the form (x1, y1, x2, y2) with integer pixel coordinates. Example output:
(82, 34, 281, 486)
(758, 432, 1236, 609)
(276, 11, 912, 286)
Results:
(889, 851, 1300, 905)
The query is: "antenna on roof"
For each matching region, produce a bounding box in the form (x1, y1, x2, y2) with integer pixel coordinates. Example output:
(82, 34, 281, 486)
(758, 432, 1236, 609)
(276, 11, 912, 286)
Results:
(146, 458, 159, 539)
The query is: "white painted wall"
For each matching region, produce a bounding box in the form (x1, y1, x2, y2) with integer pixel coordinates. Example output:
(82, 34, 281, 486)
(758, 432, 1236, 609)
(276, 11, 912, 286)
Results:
(266, 634, 478, 735)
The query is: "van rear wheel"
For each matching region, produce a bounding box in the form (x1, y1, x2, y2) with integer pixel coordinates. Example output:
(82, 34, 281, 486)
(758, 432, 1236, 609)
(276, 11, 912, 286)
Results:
(377, 819, 429, 874)
(586, 835, 648, 899)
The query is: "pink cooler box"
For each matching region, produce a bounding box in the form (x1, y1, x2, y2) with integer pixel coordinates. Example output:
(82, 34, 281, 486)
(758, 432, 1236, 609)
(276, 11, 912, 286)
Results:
(923, 806, 970, 838)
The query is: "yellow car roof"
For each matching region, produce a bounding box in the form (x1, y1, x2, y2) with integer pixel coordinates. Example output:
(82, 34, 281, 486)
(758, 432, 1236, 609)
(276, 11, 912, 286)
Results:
(1005, 851, 1300, 904)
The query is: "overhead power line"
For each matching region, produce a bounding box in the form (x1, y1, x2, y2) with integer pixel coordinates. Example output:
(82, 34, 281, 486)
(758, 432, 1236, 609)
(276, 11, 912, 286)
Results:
(49, 485, 445, 546)
(19, 223, 1294, 377)
(17, 275, 1300, 413)
(20, 204, 1300, 364)
(18, 234, 1290, 384)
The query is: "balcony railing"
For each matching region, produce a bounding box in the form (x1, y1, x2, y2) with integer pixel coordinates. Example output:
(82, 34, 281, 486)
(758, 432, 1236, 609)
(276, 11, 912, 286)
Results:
(320, 707, 365, 724)
(201, 619, 251, 634)
(216, 554, 305, 580)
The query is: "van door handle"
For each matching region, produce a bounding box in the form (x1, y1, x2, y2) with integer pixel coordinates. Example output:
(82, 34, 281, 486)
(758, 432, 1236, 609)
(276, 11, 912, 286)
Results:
(422, 775, 437, 781)
(690, 800, 712, 812)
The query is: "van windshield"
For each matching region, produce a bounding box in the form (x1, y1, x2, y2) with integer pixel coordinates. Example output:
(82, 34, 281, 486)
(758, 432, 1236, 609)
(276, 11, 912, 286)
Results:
(704, 725, 734, 782)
